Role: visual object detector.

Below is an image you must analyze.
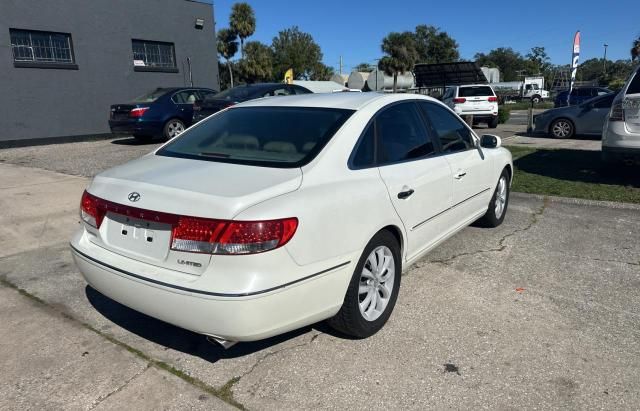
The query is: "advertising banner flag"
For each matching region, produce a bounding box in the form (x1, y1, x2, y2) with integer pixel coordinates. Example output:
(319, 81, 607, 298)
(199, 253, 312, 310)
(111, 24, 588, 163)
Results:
(568, 31, 581, 105)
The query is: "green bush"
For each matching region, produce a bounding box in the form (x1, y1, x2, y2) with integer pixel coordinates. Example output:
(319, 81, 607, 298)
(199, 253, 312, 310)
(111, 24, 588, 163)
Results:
(498, 107, 510, 124)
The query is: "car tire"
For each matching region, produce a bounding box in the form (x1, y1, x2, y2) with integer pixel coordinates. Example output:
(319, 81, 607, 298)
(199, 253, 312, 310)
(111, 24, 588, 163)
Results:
(163, 118, 185, 140)
(550, 118, 574, 139)
(327, 230, 401, 339)
(531, 95, 542, 104)
(479, 168, 510, 228)
(488, 116, 499, 128)
(133, 133, 154, 142)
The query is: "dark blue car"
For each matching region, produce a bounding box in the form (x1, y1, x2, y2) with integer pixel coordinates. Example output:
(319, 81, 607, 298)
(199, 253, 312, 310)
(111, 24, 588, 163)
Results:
(109, 87, 217, 141)
(554, 87, 612, 108)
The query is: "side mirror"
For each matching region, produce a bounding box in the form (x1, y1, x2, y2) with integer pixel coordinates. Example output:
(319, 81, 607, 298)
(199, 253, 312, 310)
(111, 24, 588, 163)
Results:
(480, 134, 501, 149)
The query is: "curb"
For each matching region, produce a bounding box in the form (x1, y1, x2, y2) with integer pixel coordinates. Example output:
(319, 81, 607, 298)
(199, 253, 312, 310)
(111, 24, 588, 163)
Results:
(511, 191, 640, 210)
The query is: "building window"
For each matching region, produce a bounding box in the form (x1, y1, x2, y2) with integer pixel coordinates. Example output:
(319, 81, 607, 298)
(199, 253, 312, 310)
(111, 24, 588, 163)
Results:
(132, 39, 178, 73)
(10, 28, 77, 69)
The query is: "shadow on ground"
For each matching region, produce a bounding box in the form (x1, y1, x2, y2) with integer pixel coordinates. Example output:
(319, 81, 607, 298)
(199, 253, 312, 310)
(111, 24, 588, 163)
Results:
(514, 132, 602, 140)
(86, 286, 350, 362)
(111, 137, 162, 146)
(513, 148, 640, 188)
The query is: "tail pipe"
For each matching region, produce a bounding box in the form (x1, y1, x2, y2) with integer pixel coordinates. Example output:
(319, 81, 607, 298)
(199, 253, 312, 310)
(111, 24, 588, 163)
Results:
(206, 335, 237, 350)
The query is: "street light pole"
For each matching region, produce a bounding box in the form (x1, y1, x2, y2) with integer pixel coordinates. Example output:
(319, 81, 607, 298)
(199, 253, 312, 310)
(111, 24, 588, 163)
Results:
(603, 44, 608, 75)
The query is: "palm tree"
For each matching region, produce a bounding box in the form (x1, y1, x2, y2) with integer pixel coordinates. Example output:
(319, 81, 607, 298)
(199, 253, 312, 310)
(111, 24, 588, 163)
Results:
(237, 41, 273, 83)
(378, 32, 418, 92)
(217, 28, 238, 87)
(229, 2, 256, 59)
(632, 37, 640, 62)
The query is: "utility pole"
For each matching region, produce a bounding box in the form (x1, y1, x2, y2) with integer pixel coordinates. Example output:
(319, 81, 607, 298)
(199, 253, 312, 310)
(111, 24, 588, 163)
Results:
(339, 56, 343, 75)
(603, 44, 608, 75)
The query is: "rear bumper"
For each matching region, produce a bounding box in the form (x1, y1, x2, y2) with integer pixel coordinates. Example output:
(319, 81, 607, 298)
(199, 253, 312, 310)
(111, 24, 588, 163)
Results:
(70, 230, 353, 341)
(602, 121, 640, 163)
(108, 119, 163, 136)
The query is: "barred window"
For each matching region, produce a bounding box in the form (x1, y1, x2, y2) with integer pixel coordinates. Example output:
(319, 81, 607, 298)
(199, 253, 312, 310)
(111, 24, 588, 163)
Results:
(10, 29, 75, 65)
(132, 39, 176, 70)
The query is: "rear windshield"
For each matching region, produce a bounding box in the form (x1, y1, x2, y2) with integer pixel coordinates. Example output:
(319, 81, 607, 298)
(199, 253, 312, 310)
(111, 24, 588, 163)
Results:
(132, 88, 169, 103)
(156, 107, 354, 168)
(458, 86, 495, 97)
(627, 72, 640, 95)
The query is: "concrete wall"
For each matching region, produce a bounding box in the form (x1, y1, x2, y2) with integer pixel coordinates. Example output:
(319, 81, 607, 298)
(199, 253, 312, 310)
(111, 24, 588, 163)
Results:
(0, 0, 219, 141)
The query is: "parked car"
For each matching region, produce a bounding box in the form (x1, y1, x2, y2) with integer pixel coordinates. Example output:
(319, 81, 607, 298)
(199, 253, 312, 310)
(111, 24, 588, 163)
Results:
(442, 84, 499, 128)
(533, 92, 616, 138)
(109, 87, 217, 141)
(554, 87, 612, 107)
(602, 66, 640, 164)
(71, 93, 512, 347)
(192, 83, 312, 123)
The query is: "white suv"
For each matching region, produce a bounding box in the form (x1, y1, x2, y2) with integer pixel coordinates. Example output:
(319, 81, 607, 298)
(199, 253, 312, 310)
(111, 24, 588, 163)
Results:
(602, 66, 640, 164)
(443, 84, 499, 128)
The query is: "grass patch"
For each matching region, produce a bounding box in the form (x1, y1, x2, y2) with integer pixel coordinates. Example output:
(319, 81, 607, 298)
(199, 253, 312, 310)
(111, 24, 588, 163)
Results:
(507, 146, 640, 204)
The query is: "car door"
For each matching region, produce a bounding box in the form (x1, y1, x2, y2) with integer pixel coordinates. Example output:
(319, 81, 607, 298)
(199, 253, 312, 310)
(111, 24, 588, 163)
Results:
(419, 101, 493, 226)
(580, 94, 615, 134)
(172, 90, 197, 125)
(371, 102, 453, 259)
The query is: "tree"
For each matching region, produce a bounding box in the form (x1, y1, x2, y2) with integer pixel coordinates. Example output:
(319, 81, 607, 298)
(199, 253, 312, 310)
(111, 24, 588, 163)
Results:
(237, 41, 273, 83)
(272, 26, 325, 80)
(474, 47, 528, 81)
(309, 63, 335, 81)
(526, 46, 551, 74)
(632, 37, 640, 61)
(413, 25, 459, 64)
(229, 2, 256, 58)
(379, 32, 418, 92)
(217, 28, 238, 88)
(354, 63, 374, 72)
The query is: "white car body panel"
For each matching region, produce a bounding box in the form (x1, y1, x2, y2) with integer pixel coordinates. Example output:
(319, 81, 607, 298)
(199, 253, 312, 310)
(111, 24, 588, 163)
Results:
(71, 93, 513, 342)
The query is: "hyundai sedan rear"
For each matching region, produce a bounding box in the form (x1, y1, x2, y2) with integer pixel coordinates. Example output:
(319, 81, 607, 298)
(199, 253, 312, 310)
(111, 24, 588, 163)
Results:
(71, 93, 512, 347)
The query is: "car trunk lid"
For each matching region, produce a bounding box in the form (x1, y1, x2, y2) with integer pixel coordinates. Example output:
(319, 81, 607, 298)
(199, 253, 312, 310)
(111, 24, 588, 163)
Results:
(86, 154, 302, 273)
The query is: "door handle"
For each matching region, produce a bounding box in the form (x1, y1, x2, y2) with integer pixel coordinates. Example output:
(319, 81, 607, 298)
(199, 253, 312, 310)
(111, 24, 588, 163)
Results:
(454, 171, 467, 180)
(397, 189, 414, 199)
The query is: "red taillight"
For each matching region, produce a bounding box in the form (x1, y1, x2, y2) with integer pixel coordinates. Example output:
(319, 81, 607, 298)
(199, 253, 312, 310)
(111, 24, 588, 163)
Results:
(129, 107, 149, 118)
(171, 217, 298, 255)
(610, 101, 624, 122)
(79, 191, 298, 255)
(80, 190, 104, 228)
(453, 98, 466, 104)
(488, 96, 498, 102)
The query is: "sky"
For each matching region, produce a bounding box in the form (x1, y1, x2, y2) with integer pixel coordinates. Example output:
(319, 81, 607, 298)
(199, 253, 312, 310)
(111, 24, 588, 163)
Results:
(211, 0, 638, 74)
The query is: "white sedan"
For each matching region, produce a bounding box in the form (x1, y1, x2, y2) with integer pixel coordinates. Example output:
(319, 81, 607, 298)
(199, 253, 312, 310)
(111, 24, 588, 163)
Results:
(71, 93, 512, 348)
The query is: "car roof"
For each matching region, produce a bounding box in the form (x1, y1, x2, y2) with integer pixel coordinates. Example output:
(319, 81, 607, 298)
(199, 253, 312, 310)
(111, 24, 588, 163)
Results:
(457, 84, 493, 88)
(238, 92, 439, 110)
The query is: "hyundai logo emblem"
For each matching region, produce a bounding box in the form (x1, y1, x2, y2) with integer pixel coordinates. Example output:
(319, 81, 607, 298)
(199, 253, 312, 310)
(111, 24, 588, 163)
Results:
(128, 192, 141, 202)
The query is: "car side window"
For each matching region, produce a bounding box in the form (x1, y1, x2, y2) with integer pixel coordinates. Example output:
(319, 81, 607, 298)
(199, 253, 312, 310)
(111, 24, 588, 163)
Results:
(272, 87, 291, 96)
(173, 90, 197, 104)
(351, 123, 375, 168)
(419, 102, 474, 154)
(593, 94, 614, 109)
(376, 102, 435, 165)
(198, 90, 216, 100)
(291, 86, 311, 95)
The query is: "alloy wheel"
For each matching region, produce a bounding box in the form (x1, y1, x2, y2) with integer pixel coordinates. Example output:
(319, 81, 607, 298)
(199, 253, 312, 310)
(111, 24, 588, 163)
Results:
(167, 121, 185, 138)
(494, 176, 508, 219)
(552, 120, 572, 138)
(358, 246, 395, 322)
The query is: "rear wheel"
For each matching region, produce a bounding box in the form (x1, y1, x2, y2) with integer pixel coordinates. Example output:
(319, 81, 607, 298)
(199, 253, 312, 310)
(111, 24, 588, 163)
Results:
(328, 230, 401, 338)
(163, 119, 185, 140)
(488, 116, 499, 128)
(479, 169, 510, 228)
(550, 118, 574, 139)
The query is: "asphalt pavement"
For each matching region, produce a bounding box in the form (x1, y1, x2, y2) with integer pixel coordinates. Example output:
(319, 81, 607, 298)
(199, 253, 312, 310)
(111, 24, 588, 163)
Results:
(1, 141, 639, 410)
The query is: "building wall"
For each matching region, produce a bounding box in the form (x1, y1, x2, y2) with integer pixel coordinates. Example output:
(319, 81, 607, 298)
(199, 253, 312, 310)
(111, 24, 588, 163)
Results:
(0, 0, 219, 141)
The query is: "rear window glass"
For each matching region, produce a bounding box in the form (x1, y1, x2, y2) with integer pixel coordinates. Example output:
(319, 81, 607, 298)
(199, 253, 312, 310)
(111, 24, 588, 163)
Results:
(458, 86, 495, 97)
(157, 107, 354, 168)
(133, 88, 169, 103)
(212, 87, 257, 101)
(627, 73, 640, 95)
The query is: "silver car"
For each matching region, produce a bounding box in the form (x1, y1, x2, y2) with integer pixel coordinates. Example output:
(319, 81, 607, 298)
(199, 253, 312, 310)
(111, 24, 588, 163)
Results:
(533, 93, 616, 138)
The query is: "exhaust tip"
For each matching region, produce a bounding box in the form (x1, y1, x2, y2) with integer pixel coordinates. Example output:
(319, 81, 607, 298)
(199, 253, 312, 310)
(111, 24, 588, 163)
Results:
(206, 335, 237, 349)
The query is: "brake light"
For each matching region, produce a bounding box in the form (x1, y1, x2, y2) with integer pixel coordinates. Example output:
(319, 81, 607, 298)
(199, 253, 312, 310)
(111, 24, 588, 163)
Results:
(488, 96, 498, 102)
(129, 107, 149, 118)
(79, 191, 298, 254)
(80, 190, 103, 228)
(453, 98, 466, 104)
(609, 101, 624, 121)
(171, 217, 298, 254)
